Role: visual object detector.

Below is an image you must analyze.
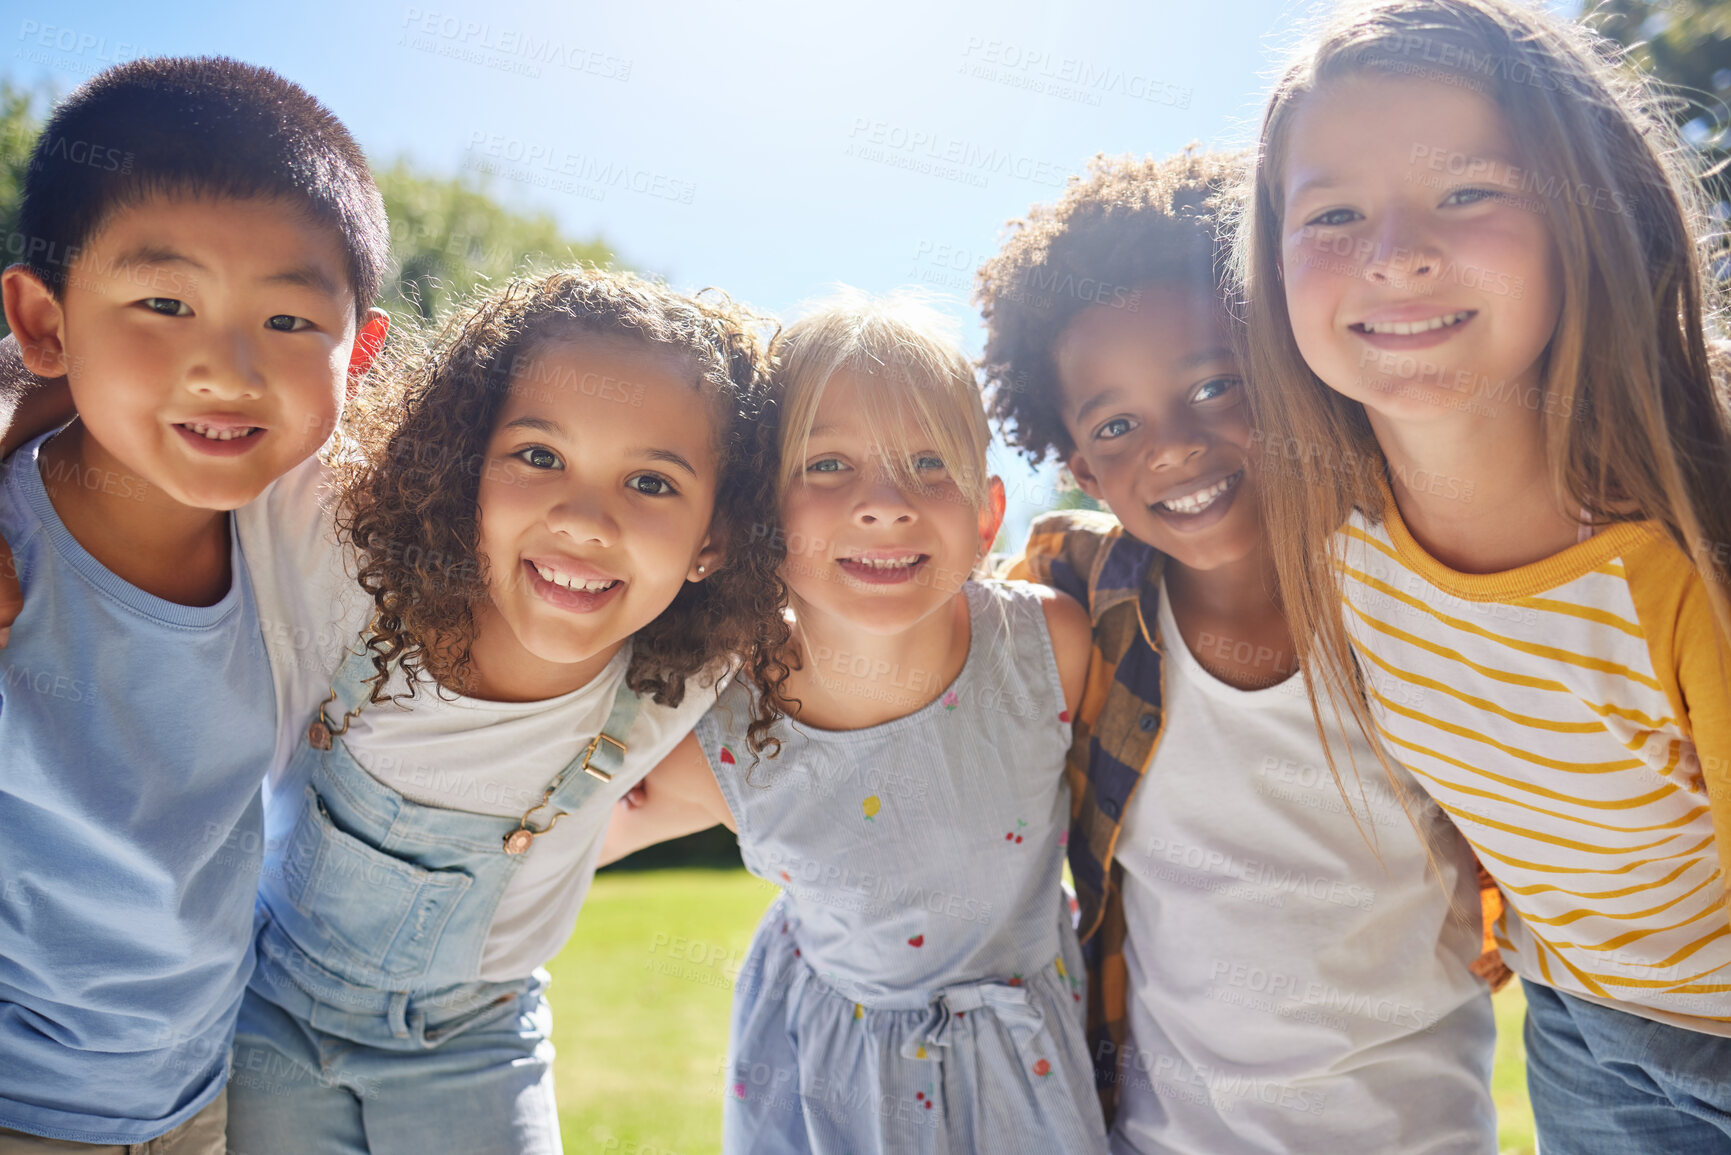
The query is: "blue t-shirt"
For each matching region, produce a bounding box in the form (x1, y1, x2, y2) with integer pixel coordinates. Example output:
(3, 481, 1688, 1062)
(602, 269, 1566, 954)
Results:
(0, 432, 274, 1143)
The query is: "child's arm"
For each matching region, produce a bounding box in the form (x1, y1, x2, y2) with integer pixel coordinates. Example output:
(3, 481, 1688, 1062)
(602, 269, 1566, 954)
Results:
(0, 335, 64, 644)
(598, 731, 738, 866)
(0, 333, 75, 458)
(1000, 509, 1117, 609)
(1036, 585, 1093, 721)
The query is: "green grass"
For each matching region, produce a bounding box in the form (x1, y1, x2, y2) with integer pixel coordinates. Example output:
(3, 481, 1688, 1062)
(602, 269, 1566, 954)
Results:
(548, 868, 776, 1154)
(549, 868, 1538, 1154)
(1493, 983, 1536, 1155)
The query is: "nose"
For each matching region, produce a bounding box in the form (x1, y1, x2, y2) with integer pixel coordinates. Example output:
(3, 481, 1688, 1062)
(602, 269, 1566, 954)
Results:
(546, 484, 619, 546)
(1145, 412, 1208, 473)
(852, 463, 919, 527)
(186, 329, 266, 402)
(1363, 210, 1440, 285)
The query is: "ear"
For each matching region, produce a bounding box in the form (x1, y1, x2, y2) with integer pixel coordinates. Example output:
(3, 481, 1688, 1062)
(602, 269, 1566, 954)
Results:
(1064, 450, 1107, 503)
(977, 475, 1007, 557)
(2, 266, 70, 378)
(346, 309, 390, 398)
(688, 535, 724, 583)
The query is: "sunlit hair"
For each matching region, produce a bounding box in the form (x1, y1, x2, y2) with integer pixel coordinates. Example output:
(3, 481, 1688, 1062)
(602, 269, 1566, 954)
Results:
(1235, 0, 1731, 776)
(336, 267, 792, 753)
(977, 149, 1247, 464)
(775, 288, 991, 513)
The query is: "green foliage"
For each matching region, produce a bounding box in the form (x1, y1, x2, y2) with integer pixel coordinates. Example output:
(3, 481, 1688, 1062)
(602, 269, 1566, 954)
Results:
(1590, 0, 1731, 271)
(0, 82, 48, 328)
(373, 158, 613, 325)
(0, 80, 615, 334)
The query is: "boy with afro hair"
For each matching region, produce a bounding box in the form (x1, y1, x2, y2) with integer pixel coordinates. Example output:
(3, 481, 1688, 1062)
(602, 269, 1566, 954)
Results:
(983, 152, 1501, 1152)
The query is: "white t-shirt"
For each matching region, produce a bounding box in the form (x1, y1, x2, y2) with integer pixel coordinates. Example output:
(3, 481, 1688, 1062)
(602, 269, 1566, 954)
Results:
(1109, 580, 1495, 1155)
(236, 455, 718, 980)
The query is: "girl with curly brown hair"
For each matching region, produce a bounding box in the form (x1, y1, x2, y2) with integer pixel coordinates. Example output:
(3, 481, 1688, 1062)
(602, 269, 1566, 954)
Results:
(222, 267, 789, 1154)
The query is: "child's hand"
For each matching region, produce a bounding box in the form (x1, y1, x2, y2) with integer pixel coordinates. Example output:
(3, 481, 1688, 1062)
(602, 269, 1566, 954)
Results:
(0, 535, 16, 648)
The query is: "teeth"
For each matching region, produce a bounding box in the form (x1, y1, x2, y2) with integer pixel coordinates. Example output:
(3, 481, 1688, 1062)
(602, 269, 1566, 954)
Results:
(532, 563, 618, 592)
(847, 555, 920, 569)
(184, 422, 259, 441)
(1157, 474, 1237, 515)
(1358, 311, 1472, 336)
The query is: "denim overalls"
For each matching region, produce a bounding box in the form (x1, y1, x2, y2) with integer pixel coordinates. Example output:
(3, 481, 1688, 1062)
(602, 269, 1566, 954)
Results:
(226, 643, 640, 1155)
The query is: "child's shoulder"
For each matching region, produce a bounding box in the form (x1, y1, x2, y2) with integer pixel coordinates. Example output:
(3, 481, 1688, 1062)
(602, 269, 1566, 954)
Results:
(973, 576, 1089, 632)
(1026, 507, 1123, 548)
(1006, 508, 1145, 607)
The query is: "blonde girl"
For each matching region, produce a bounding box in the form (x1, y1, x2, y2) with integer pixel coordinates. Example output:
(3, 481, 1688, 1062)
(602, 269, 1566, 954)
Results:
(604, 291, 1108, 1154)
(1239, 0, 1731, 1149)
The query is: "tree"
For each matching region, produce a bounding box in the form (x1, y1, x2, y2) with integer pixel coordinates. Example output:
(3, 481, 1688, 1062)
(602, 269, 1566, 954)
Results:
(373, 159, 613, 326)
(1590, 0, 1731, 275)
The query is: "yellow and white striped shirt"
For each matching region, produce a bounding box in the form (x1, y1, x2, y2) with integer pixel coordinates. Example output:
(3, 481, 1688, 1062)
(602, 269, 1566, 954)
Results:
(1338, 486, 1731, 1033)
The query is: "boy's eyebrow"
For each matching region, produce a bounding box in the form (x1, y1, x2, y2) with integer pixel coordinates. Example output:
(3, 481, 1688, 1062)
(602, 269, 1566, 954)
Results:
(1071, 347, 1236, 424)
(1073, 387, 1124, 425)
(262, 263, 342, 296)
(502, 416, 699, 479)
(113, 243, 206, 271)
(108, 244, 342, 296)
(1177, 346, 1236, 372)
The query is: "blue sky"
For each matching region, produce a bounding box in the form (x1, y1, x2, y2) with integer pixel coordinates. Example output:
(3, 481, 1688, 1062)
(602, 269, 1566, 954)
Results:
(4, 0, 1573, 532)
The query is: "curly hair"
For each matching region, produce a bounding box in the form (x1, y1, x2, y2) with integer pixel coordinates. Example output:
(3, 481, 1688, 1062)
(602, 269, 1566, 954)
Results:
(975, 150, 1247, 465)
(335, 267, 792, 754)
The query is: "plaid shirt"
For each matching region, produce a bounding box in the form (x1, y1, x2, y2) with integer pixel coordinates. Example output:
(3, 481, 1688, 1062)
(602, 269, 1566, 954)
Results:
(1006, 508, 1166, 1123)
(1007, 508, 1508, 1126)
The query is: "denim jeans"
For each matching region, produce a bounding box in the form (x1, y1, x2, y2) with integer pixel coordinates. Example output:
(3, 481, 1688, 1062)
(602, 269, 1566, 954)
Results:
(226, 987, 558, 1155)
(1523, 979, 1731, 1154)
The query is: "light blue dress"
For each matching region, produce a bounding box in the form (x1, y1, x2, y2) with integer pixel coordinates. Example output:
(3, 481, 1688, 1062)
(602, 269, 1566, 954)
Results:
(697, 580, 1107, 1154)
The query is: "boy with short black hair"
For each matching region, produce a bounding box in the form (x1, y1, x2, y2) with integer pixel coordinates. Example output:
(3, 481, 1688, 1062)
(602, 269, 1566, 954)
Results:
(981, 152, 1501, 1152)
(0, 56, 388, 1149)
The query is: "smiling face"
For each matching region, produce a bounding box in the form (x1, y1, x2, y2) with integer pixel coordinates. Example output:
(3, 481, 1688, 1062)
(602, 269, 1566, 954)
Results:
(1056, 285, 1262, 573)
(780, 369, 995, 637)
(473, 337, 722, 684)
(47, 193, 362, 510)
(1278, 74, 1563, 427)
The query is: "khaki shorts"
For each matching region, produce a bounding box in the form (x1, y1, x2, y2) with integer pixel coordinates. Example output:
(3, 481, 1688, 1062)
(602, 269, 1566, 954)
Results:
(0, 1090, 226, 1155)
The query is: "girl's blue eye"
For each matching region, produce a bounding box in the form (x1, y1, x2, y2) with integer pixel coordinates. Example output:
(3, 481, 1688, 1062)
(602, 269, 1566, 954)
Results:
(516, 447, 561, 470)
(1306, 208, 1359, 228)
(1193, 376, 1242, 403)
(808, 458, 845, 473)
(629, 474, 675, 497)
(265, 314, 311, 332)
(1443, 187, 1498, 207)
(914, 454, 945, 471)
(1096, 417, 1134, 441)
(143, 298, 191, 316)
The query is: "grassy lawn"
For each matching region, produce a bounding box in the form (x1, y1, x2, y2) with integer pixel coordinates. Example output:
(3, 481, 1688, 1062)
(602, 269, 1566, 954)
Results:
(549, 868, 1538, 1154)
